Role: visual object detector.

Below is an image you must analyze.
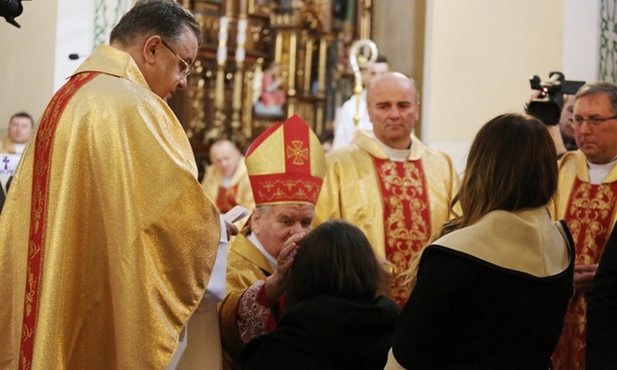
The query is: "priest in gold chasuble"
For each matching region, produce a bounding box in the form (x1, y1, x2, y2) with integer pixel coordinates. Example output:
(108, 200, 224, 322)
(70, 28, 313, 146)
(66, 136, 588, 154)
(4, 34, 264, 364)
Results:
(550, 82, 617, 370)
(315, 73, 458, 307)
(0, 2, 229, 369)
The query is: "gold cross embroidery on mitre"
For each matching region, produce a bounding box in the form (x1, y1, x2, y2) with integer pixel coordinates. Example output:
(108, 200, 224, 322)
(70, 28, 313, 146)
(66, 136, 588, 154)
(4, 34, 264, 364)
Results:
(286, 140, 308, 165)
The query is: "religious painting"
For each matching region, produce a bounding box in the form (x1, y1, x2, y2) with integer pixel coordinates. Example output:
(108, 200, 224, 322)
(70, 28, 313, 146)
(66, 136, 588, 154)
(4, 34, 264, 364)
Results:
(253, 61, 286, 117)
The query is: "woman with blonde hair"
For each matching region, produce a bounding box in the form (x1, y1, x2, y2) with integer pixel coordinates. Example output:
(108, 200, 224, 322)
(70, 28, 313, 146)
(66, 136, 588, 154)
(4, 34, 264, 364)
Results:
(386, 113, 575, 370)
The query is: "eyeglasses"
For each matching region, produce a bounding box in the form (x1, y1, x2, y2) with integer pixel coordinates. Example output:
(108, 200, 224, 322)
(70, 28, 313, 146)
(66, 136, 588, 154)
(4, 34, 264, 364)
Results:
(569, 115, 617, 128)
(160, 39, 193, 77)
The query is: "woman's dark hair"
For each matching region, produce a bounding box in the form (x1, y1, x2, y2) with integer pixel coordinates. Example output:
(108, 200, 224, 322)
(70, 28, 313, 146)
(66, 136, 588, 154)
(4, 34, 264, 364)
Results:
(285, 220, 390, 307)
(438, 113, 558, 237)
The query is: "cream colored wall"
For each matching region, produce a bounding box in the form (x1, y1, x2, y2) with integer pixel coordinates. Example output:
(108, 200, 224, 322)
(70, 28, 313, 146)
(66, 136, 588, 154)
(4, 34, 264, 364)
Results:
(421, 0, 601, 174)
(54, 1, 96, 92)
(562, 0, 600, 82)
(373, 0, 425, 80)
(373, 0, 426, 138)
(0, 0, 58, 131)
(422, 0, 565, 173)
(0, 0, 130, 135)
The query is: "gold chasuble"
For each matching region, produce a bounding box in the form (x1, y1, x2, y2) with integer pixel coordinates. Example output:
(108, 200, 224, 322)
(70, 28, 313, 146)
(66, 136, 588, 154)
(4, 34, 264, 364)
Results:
(0, 45, 221, 370)
(551, 151, 617, 370)
(316, 130, 458, 305)
(219, 231, 276, 370)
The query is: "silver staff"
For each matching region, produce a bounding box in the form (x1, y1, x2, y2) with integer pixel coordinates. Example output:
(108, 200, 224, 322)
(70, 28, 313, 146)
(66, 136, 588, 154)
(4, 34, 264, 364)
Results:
(349, 39, 378, 127)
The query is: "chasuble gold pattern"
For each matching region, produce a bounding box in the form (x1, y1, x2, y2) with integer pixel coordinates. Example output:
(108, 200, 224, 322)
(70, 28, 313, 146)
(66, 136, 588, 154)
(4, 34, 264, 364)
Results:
(0, 45, 221, 370)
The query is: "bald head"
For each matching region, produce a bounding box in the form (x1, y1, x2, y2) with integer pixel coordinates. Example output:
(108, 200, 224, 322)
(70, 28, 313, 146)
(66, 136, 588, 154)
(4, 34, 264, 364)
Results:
(367, 72, 420, 149)
(367, 73, 419, 104)
(210, 139, 241, 178)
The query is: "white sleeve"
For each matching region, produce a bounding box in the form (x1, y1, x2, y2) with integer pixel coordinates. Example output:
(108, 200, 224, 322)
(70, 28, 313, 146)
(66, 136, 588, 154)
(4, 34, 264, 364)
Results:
(332, 99, 355, 150)
(203, 216, 229, 302)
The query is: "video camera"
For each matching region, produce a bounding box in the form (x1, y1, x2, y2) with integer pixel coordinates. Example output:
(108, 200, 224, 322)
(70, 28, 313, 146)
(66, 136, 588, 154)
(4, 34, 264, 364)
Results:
(527, 72, 585, 125)
(1, 0, 24, 28)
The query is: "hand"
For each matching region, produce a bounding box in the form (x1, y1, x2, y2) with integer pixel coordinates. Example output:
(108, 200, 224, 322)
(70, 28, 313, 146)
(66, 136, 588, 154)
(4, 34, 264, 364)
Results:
(224, 220, 238, 241)
(377, 257, 397, 287)
(378, 257, 396, 276)
(573, 263, 598, 293)
(264, 232, 306, 305)
(528, 90, 542, 103)
(545, 124, 568, 156)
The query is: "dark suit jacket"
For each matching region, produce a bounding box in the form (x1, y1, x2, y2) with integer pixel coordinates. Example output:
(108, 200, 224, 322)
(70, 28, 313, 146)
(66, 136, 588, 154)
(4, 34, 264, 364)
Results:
(587, 221, 617, 369)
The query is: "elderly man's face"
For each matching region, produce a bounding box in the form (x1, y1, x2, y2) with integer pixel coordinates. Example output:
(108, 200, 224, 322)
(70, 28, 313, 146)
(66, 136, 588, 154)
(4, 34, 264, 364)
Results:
(251, 204, 314, 258)
(8, 116, 33, 144)
(211, 142, 241, 178)
(143, 26, 198, 102)
(573, 93, 617, 164)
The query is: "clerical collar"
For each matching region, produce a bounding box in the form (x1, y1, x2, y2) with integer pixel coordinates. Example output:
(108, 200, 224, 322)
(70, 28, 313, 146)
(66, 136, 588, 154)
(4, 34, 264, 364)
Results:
(247, 232, 278, 270)
(370, 133, 411, 162)
(221, 176, 232, 188)
(12, 143, 26, 154)
(587, 155, 617, 185)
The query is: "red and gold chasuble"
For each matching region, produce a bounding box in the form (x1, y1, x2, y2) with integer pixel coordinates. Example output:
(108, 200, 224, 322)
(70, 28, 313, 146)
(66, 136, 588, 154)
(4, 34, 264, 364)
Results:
(19, 72, 99, 370)
(552, 178, 617, 370)
(373, 157, 430, 306)
(216, 185, 240, 213)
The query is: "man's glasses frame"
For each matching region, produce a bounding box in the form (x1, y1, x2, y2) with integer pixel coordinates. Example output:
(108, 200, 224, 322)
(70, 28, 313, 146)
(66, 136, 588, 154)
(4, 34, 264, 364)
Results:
(161, 39, 194, 78)
(569, 115, 617, 128)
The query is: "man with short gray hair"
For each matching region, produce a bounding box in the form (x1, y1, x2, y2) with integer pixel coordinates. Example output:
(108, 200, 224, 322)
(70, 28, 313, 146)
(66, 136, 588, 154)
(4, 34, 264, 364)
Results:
(551, 81, 617, 370)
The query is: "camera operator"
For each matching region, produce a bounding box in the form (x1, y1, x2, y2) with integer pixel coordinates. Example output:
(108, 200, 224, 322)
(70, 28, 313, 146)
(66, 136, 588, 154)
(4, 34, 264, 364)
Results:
(534, 94, 577, 159)
(558, 94, 578, 151)
(526, 73, 581, 159)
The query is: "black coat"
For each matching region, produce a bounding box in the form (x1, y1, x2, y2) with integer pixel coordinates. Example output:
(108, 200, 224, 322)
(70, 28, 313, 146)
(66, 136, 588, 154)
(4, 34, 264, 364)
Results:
(587, 221, 617, 370)
(241, 295, 400, 370)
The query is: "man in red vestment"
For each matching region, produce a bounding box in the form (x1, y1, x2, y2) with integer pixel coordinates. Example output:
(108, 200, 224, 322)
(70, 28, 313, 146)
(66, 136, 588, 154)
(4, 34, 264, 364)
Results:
(201, 139, 254, 214)
(550, 81, 617, 370)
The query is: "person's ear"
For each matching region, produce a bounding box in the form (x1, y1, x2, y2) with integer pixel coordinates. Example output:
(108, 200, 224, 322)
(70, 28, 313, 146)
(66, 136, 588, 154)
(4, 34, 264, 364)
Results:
(250, 211, 262, 236)
(142, 35, 162, 66)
